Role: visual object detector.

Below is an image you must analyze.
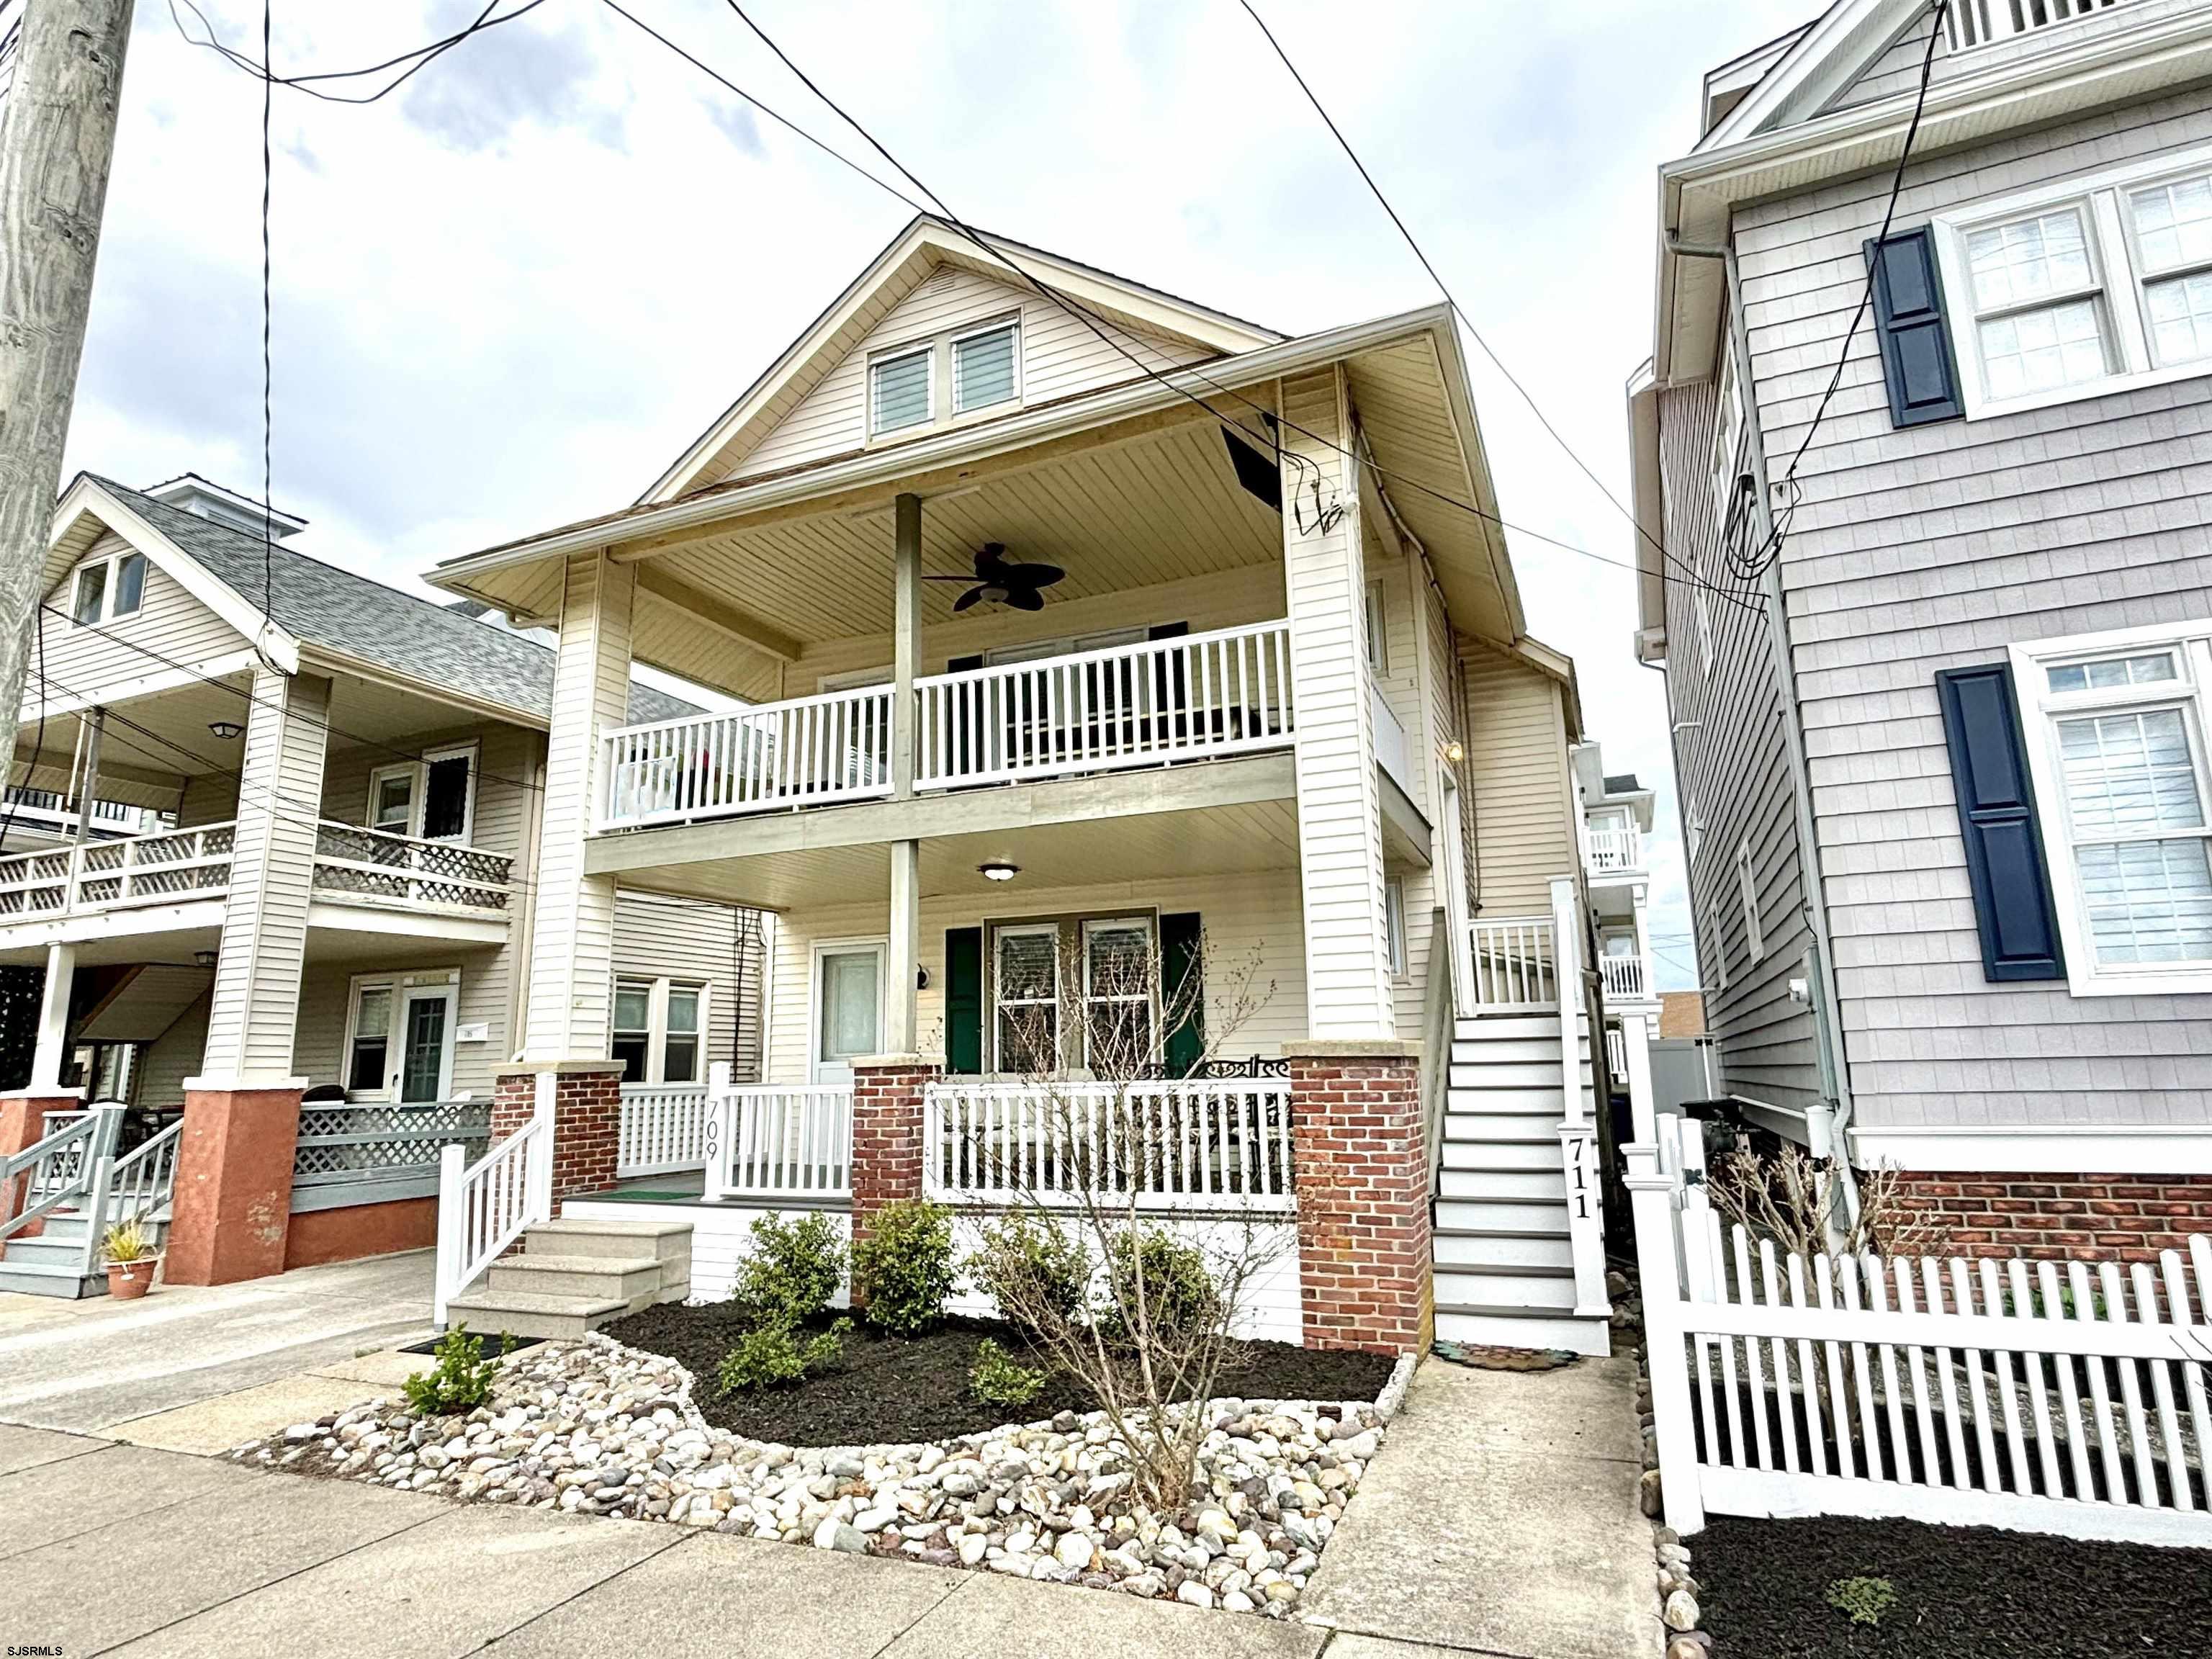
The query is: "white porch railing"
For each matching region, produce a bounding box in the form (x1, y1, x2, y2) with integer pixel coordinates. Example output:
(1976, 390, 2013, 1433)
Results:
(702, 1079, 851, 1200)
(108, 1118, 184, 1225)
(1947, 0, 2128, 53)
(923, 1079, 1296, 1213)
(1370, 685, 1412, 796)
(1628, 1115, 2212, 1546)
(1600, 953, 1650, 1002)
(1605, 1023, 1628, 1082)
(618, 1082, 711, 1178)
(0, 823, 238, 919)
(601, 686, 894, 829)
(1467, 916, 1559, 1010)
(1585, 825, 1642, 873)
(915, 620, 1295, 791)
(311, 823, 513, 914)
(434, 1082, 552, 1328)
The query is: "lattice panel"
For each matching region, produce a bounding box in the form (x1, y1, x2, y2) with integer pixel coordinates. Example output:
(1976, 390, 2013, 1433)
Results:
(292, 1102, 492, 1178)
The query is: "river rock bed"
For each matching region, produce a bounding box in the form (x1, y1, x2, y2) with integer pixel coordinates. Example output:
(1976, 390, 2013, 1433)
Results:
(233, 1335, 1404, 1617)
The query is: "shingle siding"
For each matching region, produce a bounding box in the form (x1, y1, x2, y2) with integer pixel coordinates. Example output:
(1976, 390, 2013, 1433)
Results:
(1727, 79, 2212, 1132)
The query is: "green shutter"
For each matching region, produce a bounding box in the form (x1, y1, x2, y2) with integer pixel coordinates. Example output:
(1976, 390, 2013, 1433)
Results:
(945, 927, 984, 1075)
(1160, 912, 1204, 1078)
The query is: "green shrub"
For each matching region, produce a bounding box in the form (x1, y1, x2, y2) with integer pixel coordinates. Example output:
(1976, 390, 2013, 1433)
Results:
(969, 1339, 1048, 1412)
(717, 1317, 852, 1393)
(1102, 1227, 1220, 1344)
(1824, 1576, 1897, 1629)
(966, 1213, 1088, 1336)
(851, 1198, 959, 1336)
(403, 1324, 511, 1416)
(731, 1211, 845, 1327)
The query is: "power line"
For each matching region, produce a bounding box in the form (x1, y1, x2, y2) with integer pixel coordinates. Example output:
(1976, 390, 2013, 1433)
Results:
(612, 0, 1761, 615)
(168, 0, 552, 106)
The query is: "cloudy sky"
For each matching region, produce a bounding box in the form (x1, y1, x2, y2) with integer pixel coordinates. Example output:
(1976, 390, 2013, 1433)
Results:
(63, 0, 1814, 992)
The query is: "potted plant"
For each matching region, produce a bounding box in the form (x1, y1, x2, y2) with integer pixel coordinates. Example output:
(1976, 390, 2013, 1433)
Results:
(102, 1215, 159, 1300)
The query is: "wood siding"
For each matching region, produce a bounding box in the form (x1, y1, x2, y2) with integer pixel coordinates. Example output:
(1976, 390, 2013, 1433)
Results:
(1726, 81, 2212, 1130)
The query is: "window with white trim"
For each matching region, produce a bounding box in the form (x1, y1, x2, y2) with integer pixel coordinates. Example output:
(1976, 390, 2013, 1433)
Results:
(951, 320, 1018, 414)
(1081, 918, 1153, 1070)
(868, 314, 1022, 440)
(992, 923, 1060, 1074)
(1364, 577, 1389, 674)
(69, 551, 145, 627)
(869, 346, 933, 436)
(611, 976, 710, 1084)
(1383, 877, 1407, 978)
(2013, 624, 2212, 992)
(341, 971, 459, 1102)
(364, 744, 477, 843)
(1935, 144, 2212, 418)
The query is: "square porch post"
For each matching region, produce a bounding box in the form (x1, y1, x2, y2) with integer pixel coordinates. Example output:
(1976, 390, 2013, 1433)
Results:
(884, 493, 923, 1056)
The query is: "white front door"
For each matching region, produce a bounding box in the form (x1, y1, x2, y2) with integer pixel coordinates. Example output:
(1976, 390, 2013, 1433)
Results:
(395, 985, 457, 1102)
(813, 943, 885, 1084)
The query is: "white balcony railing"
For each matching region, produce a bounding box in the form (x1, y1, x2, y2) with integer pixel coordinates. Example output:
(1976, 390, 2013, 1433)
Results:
(1946, 0, 2128, 52)
(1370, 685, 1412, 796)
(914, 620, 1294, 790)
(703, 1080, 852, 1200)
(311, 822, 513, 914)
(0, 822, 237, 919)
(1600, 953, 1651, 1003)
(1585, 824, 1643, 874)
(596, 621, 1298, 830)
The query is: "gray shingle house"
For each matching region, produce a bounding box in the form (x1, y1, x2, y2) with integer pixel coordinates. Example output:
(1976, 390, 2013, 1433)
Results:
(1629, 0, 2212, 1255)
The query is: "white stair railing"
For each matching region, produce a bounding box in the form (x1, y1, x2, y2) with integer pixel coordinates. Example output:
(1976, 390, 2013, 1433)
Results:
(434, 1079, 553, 1328)
(0, 1110, 109, 1241)
(1550, 875, 1611, 1323)
(703, 1071, 851, 1199)
(1467, 916, 1558, 1010)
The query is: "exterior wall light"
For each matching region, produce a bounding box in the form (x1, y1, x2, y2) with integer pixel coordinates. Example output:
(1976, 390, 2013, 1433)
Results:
(193, 950, 217, 968)
(1442, 740, 1465, 765)
(208, 720, 245, 740)
(979, 861, 1020, 882)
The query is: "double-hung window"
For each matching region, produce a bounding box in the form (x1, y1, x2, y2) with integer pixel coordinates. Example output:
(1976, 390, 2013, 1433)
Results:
(366, 744, 476, 843)
(613, 980, 654, 1083)
(2013, 624, 2212, 993)
(1081, 918, 1153, 1070)
(611, 977, 706, 1084)
(1935, 143, 2212, 417)
(992, 924, 1060, 1073)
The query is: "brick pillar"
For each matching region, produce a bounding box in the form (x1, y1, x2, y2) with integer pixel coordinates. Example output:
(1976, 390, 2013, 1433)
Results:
(850, 1054, 938, 1258)
(1287, 1040, 1430, 1355)
(494, 1063, 626, 1205)
(166, 1084, 305, 1285)
(0, 1092, 81, 1240)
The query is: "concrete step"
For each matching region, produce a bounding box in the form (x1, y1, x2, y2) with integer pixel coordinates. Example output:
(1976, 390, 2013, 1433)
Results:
(0, 1258, 104, 1298)
(487, 1254, 663, 1306)
(1432, 1264, 1580, 1310)
(1439, 1138, 1560, 1173)
(1437, 1166, 1567, 1202)
(1, 1236, 95, 1269)
(1434, 1303, 1611, 1358)
(1434, 1197, 1571, 1236)
(444, 1289, 629, 1341)
(1431, 1228, 1575, 1272)
(532, 1216, 692, 1266)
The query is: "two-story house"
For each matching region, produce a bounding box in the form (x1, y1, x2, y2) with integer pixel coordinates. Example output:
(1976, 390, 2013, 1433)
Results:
(418, 217, 1614, 1355)
(1570, 744, 1663, 1142)
(1630, 0, 2212, 1256)
(0, 473, 763, 1295)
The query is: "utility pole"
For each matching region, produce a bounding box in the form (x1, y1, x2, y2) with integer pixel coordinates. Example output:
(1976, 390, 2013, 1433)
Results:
(0, 1, 137, 759)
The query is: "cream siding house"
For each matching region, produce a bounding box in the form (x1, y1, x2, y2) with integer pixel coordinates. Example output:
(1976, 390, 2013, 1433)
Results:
(422, 218, 1612, 1354)
(0, 475, 763, 1296)
(1630, 0, 2212, 1256)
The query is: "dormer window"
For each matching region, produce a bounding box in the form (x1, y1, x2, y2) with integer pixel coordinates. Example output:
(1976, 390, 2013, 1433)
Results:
(70, 551, 145, 626)
(952, 320, 1018, 413)
(869, 346, 933, 436)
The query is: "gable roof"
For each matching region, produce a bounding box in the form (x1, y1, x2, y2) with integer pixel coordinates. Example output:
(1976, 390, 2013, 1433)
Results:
(50, 475, 696, 727)
(642, 215, 1283, 504)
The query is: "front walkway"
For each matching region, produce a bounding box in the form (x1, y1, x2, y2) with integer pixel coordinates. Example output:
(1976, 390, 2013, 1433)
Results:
(0, 1249, 433, 1436)
(1302, 1355, 1663, 1658)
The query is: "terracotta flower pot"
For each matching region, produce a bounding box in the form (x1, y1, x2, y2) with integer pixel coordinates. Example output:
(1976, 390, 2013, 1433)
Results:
(105, 1256, 158, 1300)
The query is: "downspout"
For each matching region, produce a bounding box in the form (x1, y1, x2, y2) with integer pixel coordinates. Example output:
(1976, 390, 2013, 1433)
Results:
(1671, 234, 1862, 1228)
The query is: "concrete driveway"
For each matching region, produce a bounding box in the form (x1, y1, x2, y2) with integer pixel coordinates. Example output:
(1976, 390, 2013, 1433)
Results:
(0, 1249, 433, 1435)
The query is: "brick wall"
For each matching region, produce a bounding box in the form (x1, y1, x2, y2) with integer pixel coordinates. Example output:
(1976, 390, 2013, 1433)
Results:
(493, 1068, 622, 1203)
(1288, 1051, 1430, 1355)
(1893, 1171, 2212, 1264)
(850, 1060, 936, 1262)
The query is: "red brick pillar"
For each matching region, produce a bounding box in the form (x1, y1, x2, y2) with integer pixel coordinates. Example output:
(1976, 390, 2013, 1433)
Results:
(0, 1092, 82, 1241)
(1287, 1040, 1431, 1355)
(167, 1082, 305, 1285)
(849, 1054, 938, 1259)
(493, 1062, 626, 1205)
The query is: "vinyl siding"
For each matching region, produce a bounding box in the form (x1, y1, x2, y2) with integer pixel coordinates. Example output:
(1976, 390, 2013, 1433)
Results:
(1730, 81, 2212, 1130)
(726, 266, 1213, 485)
(613, 889, 765, 1082)
(1826, 0, 2198, 117)
(135, 991, 210, 1106)
(1457, 645, 1581, 918)
(35, 535, 243, 703)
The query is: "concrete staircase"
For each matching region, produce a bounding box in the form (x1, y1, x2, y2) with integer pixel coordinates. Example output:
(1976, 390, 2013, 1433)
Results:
(444, 1215, 692, 1339)
(0, 1208, 164, 1299)
(1431, 1011, 1610, 1357)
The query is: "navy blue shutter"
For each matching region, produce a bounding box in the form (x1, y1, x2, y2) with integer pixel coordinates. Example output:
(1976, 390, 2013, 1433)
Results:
(1936, 665, 2066, 981)
(1866, 228, 1965, 428)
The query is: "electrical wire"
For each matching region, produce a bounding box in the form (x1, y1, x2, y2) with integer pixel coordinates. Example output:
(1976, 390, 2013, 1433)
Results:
(168, 0, 552, 106)
(258, 0, 277, 671)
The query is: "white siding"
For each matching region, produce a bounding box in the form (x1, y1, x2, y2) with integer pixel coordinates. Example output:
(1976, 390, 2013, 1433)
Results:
(34, 536, 242, 705)
(1458, 646, 1583, 917)
(613, 889, 765, 1082)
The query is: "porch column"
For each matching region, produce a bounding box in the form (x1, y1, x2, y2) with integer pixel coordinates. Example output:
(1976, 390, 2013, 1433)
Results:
(28, 941, 74, 1092)
(501, 548, 637, 1202)
(168, 667, 331, 1286)
(1287, 1039, 1429, 1354)
(884, 493, 923, 1056)
(1280, 367, 1396, 1039)
(885, 841, 920, 1056)
(848, 1053, 938, 1271)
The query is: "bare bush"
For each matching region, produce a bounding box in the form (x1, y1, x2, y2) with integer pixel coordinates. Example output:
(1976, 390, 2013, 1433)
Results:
(1706, 1137, 1951, 1262)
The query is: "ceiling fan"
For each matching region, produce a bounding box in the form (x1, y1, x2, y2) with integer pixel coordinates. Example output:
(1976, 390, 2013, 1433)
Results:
(922, 543, 1065, 612)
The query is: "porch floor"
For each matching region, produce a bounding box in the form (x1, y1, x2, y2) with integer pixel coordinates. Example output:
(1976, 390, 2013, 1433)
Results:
(581, 1171, 850, 1209)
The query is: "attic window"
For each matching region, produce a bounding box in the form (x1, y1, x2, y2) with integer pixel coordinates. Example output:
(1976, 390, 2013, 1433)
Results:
(871, 346, 933, 436)
(952, 320, 1018, 413)
(68, 551, 145, 627)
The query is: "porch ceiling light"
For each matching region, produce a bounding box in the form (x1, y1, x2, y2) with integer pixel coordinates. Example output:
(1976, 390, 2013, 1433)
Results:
(979, 861, 1020, 882)
(208, 720, 244, 740)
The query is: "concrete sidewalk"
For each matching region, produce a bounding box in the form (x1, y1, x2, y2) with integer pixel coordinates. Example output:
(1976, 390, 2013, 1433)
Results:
(0, 1251, 433, 1436)
(1302, 1355, 1664, 1658)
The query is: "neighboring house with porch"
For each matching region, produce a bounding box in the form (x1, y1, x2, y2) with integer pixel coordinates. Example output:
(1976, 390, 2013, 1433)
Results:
(0, 473, 763, 1296)
(1570, 743, 1663, 1142)
(421, 216, 1616, 1355)
(1629, 0, 2212, 1253)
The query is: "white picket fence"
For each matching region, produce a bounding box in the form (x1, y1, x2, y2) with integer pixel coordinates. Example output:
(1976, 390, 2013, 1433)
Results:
(616, 1082, 711, 1178)
(1628, 1117, 2212, 1547)
(923, 1079, 1296, 1213)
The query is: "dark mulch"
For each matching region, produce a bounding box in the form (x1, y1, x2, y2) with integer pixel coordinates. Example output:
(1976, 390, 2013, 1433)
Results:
(1696, 1513, 2212, 1658)
(601, 1301, 1394, 1447)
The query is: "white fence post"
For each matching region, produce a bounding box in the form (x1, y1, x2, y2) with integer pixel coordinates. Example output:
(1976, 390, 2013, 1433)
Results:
(1626, 1137, 1704, 1534)
(1622, 1012, 1658, 1145)
(527, 1070, 555, 1225)
(1550, 875, 1608, 1317)
(433, 1142, 464, 1329)
(702, 1063, 731, 1202)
